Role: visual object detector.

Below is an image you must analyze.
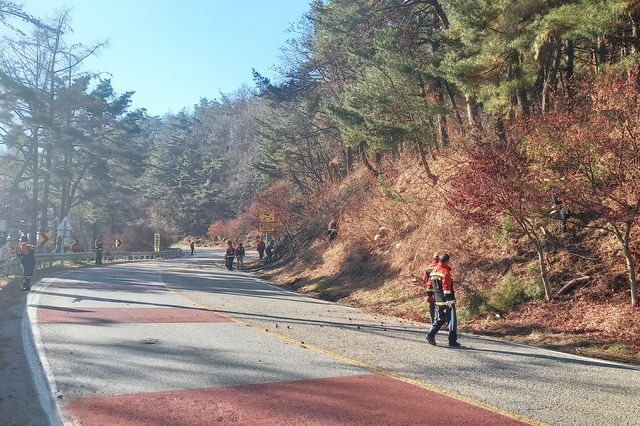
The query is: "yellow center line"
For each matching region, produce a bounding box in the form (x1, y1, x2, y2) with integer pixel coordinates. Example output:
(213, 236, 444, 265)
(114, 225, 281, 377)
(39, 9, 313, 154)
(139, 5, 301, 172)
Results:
(162, 271, 549, 426)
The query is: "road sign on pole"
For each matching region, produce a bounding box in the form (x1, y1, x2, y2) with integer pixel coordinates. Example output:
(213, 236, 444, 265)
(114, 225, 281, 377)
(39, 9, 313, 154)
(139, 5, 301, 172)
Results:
(57, 217, 72, 237)
(259, 211, 276, 233)
(259, 211, 276, 223)
(258, 222, 275, 232)
(154, 233, 160, 252)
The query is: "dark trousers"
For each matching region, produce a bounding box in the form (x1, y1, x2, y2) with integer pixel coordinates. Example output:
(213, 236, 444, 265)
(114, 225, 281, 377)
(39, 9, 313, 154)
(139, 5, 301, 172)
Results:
(225, 256, 234, 270)
(429, 300, 436, 326)
(21, 261, 35, 290)
(428, 305, 457, 345)
(257, 249, 264, 260)
(95, 249, 103, 264)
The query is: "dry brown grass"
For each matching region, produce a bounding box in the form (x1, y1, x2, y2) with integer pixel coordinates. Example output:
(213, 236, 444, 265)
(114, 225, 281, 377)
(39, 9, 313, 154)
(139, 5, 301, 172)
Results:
(257, 151, 640, 367)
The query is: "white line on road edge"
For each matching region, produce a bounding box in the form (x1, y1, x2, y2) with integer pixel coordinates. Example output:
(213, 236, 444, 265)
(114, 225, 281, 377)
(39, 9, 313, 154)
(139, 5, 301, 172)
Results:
(23, 275, 71, 426)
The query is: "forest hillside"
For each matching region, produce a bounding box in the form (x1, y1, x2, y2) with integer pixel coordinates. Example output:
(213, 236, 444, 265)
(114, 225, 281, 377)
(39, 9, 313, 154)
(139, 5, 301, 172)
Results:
(247, 151, 640, 367)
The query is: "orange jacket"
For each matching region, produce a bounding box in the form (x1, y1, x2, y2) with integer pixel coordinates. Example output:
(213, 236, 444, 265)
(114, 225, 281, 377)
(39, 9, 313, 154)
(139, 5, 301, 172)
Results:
(428, 262, 455, 306)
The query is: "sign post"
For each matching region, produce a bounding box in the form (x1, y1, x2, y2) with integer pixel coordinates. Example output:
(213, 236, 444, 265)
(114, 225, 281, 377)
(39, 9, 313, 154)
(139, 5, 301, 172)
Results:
(259, 211, 276, 243)
(57, 217, 72, 253)
(154, 233, 160, 252)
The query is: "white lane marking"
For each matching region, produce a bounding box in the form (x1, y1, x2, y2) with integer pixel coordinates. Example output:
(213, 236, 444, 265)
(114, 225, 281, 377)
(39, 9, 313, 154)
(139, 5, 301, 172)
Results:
(23, 275, 71, 426)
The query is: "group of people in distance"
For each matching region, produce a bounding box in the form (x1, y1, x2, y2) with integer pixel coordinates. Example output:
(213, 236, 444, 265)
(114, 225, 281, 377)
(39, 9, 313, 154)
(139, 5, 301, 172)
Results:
(255, 237, 275, 263)
(224, 241, 246, 270)
(422, 251, 459, 347)
(223, 237, 275, 270)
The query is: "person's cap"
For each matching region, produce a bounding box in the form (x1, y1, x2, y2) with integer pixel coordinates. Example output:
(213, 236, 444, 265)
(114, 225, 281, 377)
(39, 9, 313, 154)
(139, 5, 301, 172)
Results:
(433, 251, 440, 259)
(20, 235, 27, 242)
(439, 253, 450, 263)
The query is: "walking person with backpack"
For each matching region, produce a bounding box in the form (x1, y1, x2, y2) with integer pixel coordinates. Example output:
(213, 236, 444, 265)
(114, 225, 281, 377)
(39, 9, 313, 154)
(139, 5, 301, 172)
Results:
(17, 235, 36, 291)
(426, 253, 459, 347)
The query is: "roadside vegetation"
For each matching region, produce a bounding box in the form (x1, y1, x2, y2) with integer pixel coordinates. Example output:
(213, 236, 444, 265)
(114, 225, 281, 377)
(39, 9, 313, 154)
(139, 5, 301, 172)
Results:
(1, 1, 639, 366)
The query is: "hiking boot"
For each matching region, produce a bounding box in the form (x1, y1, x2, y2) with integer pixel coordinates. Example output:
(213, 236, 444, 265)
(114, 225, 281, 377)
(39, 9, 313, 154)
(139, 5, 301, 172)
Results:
(426, 333, 436, 346)
(448, 342, 461, 348)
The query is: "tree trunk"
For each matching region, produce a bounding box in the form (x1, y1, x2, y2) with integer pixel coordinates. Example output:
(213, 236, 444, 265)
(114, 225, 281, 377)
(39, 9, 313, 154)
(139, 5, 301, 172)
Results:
(444, 81, 463, 125)
(494, 116, 507, 145)
(516, 87, 529, 117)
(29, 128, 39, 244)
(465, 95, 481, 130)
(513, 211, 552, 302)
(434, 79, 450, 147)
(41, 15, 64, 244)
(416, 141, 438, 184)
(359, 141, 380, 176)
(564, 39, 575, 99)
(40, 142, 52, 238)
(613, 225, 638, 306)
(565, 39, 574, 78)
(346, 146, 353, 174)
(541, 39, 561, 113)
(624, 244, 637, 306)
(535, 240, 552, 302)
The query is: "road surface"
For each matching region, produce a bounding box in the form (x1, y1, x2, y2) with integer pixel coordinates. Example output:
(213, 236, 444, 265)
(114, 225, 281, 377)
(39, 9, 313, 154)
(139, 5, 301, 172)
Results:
(18, 249, 640, 425)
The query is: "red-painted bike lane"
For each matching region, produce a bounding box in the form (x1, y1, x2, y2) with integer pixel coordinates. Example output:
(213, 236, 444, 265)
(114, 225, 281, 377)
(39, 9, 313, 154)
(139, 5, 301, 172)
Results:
(27, 262, 540, 425)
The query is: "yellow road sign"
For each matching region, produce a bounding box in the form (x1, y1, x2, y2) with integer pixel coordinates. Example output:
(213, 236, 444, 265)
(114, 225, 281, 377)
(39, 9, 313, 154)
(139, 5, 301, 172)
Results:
(154, 233, 160, 252)
(259, 222, 275, 232)
(259, 212, 275, 223)
(38, 232, 51, 245)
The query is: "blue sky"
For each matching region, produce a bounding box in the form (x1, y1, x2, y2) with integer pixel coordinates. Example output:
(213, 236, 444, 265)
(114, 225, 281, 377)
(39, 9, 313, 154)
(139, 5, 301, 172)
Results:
(16, 0, 312, 116)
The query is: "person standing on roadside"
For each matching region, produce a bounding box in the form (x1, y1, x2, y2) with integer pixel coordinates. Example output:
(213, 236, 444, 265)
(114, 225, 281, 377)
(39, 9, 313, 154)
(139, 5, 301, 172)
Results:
(426, 253, 459, 347)
(235, 243, 245, 269)
(422, 252, 440, 326)
(265, 240, 275, 263)
(256, 237, 266, 261)
(190, 240, 195, 255)
(224, 240, 235, 270)
(94, 235, 103, 264)
(17, 235, 36, 291)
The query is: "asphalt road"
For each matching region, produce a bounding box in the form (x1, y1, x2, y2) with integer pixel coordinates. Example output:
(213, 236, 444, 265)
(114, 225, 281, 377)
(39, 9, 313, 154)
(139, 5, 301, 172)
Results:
(17, 249, 640, 425)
